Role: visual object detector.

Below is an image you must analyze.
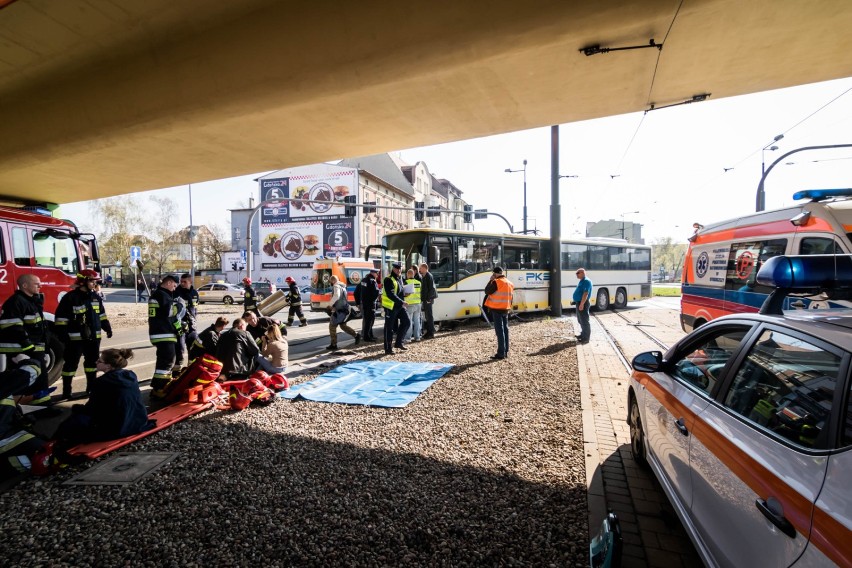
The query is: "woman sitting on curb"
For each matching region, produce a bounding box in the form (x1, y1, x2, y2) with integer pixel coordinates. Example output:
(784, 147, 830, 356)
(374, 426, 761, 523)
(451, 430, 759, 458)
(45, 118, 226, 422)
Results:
(256, 325, 288, 375)
(54, 348, 153, 451)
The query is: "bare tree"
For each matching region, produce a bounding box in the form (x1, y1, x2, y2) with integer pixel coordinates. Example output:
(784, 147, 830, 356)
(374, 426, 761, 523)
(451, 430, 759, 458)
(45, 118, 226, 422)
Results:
(88, 196, 146, 270)
(197, 223, 231, 270)
(146, 195, 179, 277)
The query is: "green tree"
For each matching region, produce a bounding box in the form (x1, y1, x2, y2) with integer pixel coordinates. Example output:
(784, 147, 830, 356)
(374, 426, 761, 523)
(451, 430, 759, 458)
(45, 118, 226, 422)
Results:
(651, 237, 687, 281)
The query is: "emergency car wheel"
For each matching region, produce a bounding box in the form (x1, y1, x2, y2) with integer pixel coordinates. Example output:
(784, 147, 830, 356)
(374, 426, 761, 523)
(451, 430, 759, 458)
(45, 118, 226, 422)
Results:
(256, 293, 265, 301)
(614, 287, 628, 309)
(629, 398, 648, 468)
(223, 296, 234, 305)
(45, 335, 64, 386)
(595, 289, 610, 311)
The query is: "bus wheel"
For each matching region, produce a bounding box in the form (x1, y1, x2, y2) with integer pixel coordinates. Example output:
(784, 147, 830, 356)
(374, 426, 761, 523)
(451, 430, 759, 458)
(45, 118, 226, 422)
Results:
(614, 287, 628, 309)
(45, 335, 65, 386)
(595, 289, 610, 311)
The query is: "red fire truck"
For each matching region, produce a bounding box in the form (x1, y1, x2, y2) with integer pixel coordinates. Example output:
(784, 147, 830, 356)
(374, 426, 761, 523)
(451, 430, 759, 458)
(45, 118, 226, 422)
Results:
(0, 205, 99, 384)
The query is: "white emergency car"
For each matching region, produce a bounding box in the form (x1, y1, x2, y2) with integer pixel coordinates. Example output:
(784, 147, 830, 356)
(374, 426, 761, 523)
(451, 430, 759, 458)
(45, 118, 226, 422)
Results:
(629, 254, 851, 567)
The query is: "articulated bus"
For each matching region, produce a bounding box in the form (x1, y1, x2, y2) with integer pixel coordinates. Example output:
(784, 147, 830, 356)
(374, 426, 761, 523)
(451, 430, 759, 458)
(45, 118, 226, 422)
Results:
(376, 228, 652, 323)
(681, 189, 852, 332)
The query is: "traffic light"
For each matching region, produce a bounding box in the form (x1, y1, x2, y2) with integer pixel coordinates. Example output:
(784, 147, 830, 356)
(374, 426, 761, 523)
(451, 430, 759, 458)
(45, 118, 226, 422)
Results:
(414, 201, 425, 221)
(474, 209, 488, 220)
(463, 204, 473, 223)
(344, 195, 357, 216)
(363, 201, 377, 214)
(426, 206, 441, 218)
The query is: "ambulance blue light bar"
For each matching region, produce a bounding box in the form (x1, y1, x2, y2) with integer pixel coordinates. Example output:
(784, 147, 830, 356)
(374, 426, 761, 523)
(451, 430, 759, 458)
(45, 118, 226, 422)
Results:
(792, 188, 852, 202)
(757, 255, 852, 290)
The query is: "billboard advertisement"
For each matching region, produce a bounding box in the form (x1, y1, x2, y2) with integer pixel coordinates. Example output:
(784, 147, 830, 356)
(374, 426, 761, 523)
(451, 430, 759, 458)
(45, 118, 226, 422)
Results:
(258, 167, 358, 270)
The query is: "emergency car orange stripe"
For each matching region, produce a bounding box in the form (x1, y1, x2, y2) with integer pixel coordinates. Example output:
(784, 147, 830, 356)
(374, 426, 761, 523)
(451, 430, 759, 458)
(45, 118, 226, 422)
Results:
(810, 508, 852, 568)
(636, 372, 851, 566)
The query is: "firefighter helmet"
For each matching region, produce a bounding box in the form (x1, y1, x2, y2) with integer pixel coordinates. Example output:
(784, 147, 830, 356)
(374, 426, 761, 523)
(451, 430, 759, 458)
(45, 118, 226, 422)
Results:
(76, 269, 101, 284)
(242, 277, 252, 285)
(285, 276, 295, 284)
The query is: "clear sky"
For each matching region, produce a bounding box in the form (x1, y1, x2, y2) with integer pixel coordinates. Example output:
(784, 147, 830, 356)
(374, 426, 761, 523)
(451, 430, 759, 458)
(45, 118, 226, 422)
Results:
(60, 75, 852, 245)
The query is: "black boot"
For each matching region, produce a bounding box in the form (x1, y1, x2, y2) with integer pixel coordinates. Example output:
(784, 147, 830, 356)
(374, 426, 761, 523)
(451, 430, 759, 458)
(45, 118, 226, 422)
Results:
(61, 377, 72, 400)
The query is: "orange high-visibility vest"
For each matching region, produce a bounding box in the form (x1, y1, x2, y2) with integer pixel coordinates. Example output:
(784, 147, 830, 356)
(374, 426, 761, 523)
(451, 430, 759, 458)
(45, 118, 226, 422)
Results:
(484, 277, 514, 310)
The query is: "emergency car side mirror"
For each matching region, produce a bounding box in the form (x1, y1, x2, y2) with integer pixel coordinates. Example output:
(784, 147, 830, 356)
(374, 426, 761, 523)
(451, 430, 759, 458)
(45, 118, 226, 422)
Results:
(631, 351, 663, 373)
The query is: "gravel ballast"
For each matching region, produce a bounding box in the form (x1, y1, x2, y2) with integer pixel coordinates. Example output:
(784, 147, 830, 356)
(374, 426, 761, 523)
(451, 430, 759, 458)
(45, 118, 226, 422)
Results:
(1, 318, 588, 566)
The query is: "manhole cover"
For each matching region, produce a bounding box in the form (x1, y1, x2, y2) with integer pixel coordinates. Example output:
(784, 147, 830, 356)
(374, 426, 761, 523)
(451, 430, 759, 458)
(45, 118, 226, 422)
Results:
(64, 452, 179, 486)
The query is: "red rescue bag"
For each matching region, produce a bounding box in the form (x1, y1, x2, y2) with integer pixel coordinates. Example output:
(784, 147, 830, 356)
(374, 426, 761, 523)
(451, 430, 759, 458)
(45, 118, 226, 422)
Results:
(158, 355, 223, 403)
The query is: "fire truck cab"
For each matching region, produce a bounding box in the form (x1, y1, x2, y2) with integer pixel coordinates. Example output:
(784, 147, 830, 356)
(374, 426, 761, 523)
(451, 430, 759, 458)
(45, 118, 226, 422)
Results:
(0, 205, 99, 383)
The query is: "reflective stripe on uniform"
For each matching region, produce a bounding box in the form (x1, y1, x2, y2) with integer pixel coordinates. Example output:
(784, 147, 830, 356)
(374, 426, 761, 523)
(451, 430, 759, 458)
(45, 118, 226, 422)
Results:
(405, 279, 421, 303)
(484, 278, 514, 310)
(0, 430, 35, 455)
(150, 334, 177, 343)
(153, 369, 172, 379)
(381, 278, 399, 309)
(8, 455, 31, 473)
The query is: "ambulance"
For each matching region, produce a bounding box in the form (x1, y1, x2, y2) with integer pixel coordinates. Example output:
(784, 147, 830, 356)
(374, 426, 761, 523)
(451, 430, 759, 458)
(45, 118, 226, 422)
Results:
(309, 257, 379, 312)
(681, 188, 852, 332)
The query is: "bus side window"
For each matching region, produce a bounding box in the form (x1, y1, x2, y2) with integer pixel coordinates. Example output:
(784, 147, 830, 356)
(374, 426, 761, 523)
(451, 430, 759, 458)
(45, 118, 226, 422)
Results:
(11, 227, 30, 267)
(429, 236, 453, 288)
(799, 237, 844, 255)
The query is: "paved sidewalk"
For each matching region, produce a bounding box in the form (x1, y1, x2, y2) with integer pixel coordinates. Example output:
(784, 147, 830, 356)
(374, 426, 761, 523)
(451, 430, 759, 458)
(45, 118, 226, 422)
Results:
(577, 317, 702, 568)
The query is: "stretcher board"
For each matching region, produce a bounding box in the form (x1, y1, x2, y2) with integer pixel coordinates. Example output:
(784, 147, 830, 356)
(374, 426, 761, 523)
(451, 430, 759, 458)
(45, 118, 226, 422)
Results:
(66, 401, 212, 459)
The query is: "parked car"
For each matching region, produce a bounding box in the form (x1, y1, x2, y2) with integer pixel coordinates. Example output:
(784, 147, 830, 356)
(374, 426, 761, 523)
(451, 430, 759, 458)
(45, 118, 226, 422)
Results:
(197, 283, 245, 305)
(628, 255, 851, 567)
(251, 281, 276, 300)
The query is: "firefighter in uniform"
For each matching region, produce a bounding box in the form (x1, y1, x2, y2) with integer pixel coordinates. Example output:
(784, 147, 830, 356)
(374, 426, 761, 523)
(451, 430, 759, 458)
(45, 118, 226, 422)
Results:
(284, 277, 308, 327)
(148, 275, 182, 396)
(242, 277, 259, 315)
(0, 274, 51, 402)
(54, 269, 113, 399)
(174, 273, 200, 369)
(382, 262, 410, 355)
(483, 266, 514, 360)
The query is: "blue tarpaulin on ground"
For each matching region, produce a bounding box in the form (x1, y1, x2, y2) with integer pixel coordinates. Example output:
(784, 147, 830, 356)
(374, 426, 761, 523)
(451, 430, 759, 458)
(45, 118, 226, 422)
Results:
(278, 361, 453, 407)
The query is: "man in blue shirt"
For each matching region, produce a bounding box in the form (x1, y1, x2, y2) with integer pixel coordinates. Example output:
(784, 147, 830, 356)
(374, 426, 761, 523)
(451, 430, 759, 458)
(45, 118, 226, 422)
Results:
(573, 268, 593, 344)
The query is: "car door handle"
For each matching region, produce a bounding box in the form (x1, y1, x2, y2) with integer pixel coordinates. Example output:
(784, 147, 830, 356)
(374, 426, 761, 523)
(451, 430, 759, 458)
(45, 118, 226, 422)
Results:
(755, 497, 797, 539)
(674, 418, 689, 436)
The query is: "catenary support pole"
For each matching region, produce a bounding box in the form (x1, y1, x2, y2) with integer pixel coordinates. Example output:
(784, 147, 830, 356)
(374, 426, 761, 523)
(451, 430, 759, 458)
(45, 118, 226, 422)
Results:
(550, 125, 562, 317)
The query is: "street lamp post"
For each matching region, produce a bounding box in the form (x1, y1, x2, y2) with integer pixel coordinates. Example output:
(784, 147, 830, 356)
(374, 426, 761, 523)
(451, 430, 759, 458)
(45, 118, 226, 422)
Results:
(505, 159, 528, 234)
(756, 134, 784, 212)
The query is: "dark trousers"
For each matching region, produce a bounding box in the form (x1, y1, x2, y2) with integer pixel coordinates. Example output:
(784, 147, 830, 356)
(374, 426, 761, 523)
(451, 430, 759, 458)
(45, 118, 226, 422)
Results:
(384, 305, 410, 352)
(492, 311, 509, 357)
(287, 304, 307, 325)
(422, 301, 435, 336)
(151, 341, 177, 390)
(577, 303, 591, 341)
(175, 329, 197, 367)
(361, 306, 376, 339)
(61, 340, 101, 393)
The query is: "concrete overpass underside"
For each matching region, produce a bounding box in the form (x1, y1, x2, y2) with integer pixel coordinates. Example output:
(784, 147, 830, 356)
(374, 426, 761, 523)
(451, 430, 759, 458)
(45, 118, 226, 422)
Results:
(2, 0, 851, 204)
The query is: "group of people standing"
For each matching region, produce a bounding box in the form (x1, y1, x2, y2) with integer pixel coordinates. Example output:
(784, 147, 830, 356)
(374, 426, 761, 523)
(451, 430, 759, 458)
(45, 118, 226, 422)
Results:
(377, 262, 438, 355)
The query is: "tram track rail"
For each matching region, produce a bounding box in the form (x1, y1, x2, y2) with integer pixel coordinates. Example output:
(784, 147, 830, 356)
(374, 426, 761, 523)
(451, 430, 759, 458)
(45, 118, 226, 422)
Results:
(593, 309, 671, 373)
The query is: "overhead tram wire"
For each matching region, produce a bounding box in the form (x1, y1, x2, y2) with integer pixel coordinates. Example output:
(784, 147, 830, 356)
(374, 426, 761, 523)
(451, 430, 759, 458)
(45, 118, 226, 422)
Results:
(610, 0, 684, 176)
(717, 84, 852, 175)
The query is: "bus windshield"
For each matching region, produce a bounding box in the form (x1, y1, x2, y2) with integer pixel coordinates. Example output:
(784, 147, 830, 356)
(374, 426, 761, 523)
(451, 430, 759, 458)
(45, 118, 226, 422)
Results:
(382, 232, 428, 274)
